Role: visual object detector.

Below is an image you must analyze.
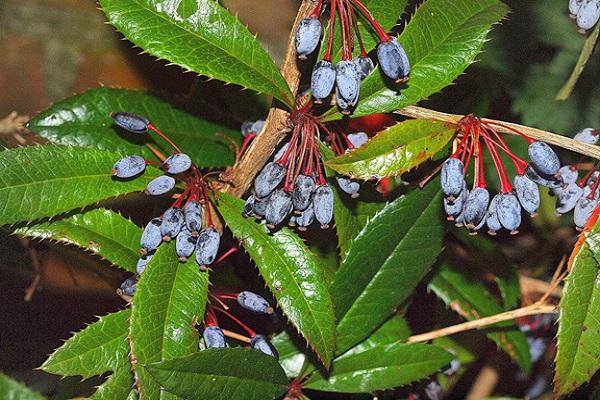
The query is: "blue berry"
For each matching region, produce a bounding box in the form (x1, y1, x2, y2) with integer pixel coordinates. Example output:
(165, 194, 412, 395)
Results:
(140, 218, 162, 255)
(311, 60, 336, 103)
(525, 166, 563, 189)
(110, 112, 150, 133)
(145, 175, 176, 196)
(160, 207, 184, 241)
(253, 196, 269, 218)
(444, 184, 467, 221)
(237, 291, 273, 314)
(496, 193, 522, 234)
(241, 121, 255, 136)
(292, 175, 316, 211)
(273, 141, 290, 161)
(528, 141, 560, 176)
(486, 195, 502, 235)
(203, 326, 227, 349)
(441, 158, 465, 200)
(576, 0, 600, 32)
(464, 187, 490, 229)
(555, 183, 583, 215)
(574, 196, 599, 230)
(195, 228, 220, 267)
(112, 155, 146, 179)
(254, 162, 287, 199)
(163, 153, 192, 174)
(176, 227, 197, 262)
(288, 215, 297, 227)
(313, 185, 334, 229)
(335, 86, 354, 115)
(136, 252, 154, 275)
(250, 335, 278, 359)
(376, 38, 410, 83)
(335, 60, 361, 107)
(265, 189, 293, 229)
(558, 165, 579, 185)
(295, 17, 322, 59)
(243, 195, 256, 218)
(513, 174, 540, 216)
(347, 132, 369, 148)
(119, 276, 138, 297)
(574, 128, 599, 145)
(335, 175, 360, 198)
(184, 201, 203, 235)
(356, 56, 374, 80)
(570, 0, 585, 16)
(296, 204, 315, 231)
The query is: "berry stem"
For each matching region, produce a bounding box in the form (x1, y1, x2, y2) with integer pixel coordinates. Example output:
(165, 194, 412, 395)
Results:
(204, 308, 219, 327)
(310, 0, 324, 17)
(214, 247, 239, 265)
(323, 0, 338, 61)
(347, 0, 390, 41)
(210, 305, 256, 337)
(349, 4, 368, 57)
(482, 120, 534, 144)
(482, 133, 512, 193)
(147, 124, 184, 153)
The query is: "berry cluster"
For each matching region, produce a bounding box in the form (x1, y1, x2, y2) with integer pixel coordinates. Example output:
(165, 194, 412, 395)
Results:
(245, 108, 368, 231)
(295, 0, 410, 114)
(441, 115, 562, 235)
(201, 291, 278, 358)
(552, 128, 600, 230)
(569, 0, 600, 33)
(108, 112, 223, 296)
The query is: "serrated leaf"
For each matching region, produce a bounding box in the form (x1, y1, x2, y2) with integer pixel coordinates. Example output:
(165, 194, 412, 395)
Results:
(554, 221, 600, 395)
(217, 193, 336, 367)
(16, 208, 141, 273)
(429, 260, 531, 373)
(129, 242, 209, 399)
(303, 343, 452, 393)
(98, 0, 293, 107)
(41, 309, 130, 378)
(324, 0, 509, 120)
(325, 119, 455, 180)
(319, 0, 409, 63)
(27, 88, 239, 168)
(272, 331, 307, 379)
(0, 145, 160, 225)
(339, 315, 411, 359)
(331, 182, 444, 354)
(0, 373, 46, 400)
(146, 349, 288, 400)
(90, 366, 135, 400)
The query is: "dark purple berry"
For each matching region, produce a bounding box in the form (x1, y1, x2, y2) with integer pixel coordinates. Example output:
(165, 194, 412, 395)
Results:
(525, 165, 563, 189)
(176, 227, 197, 262)
(295, 17, 321, 59)
(254, 162, 287, 199)
(464, 187, 490, 229)
(160, 207, 184, 241)
(163, 153, 192, 174)
(313, 185, 334, 229)
(555, 183, 583, 215)
(265, 189, 293, 229)
(356, 56, 374, 80)
(195, 228, 220, 267)
(347, 132, 368, 148)
(441, 158, 465, 200)
(145, 175, 176, 196)
(335, 60, 360, 107)
(112, 155, 146, 178)
(496, 193, 522, 234)
(203, 326, 227, 349)
(136, 252, 153, 275)
(514, 174, 540, 216)
(250, 335, 278, 359)
(119, 276, 137, 297)
(183, 201, 203, 235)
(292, 175, 316, 211)
(140, 218, 162, 255)
(110, 112, 149, 133)
(311, 60, 336, 103)
(297, 204, 314, 231)
(528, 141, 560, 176)
(237, 291, 273, 314)
(376, 37, 410, 83)
(574, 128, 599, 145)
(335, 175, 360, 198)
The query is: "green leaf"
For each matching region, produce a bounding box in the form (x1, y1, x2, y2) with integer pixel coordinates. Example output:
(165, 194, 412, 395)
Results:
(554, 222, 600, 395)
(42, 309, 130, 378)
(129, 242, 209, 399)
(340, 315, 411, 359)
(324, 0, 509, 120)
(98, 0, 293, 107)
(325, 119, 455, 180)
(0, 373, 46, 400)
(429, 260, 531, 373)
(319, 0, 409, 63)
(331, 182, 444, 354)
(217, 193, 336, 367)
(272, 331, 307, 379)
(27, 88, 239, 168)
(0, 145, 160, 225)
(556, 22, 600, 100)
(146, 349, 288, 400)
(90, 366, 135, 400)
(304, 343, 452, 393)
(16, 208, 141, 273)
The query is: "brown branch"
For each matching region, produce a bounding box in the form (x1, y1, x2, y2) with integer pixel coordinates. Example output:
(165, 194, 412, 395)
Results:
(396, 106, 600, 160)
(223, 1, 314, 197)
(406, 302, 556, 344)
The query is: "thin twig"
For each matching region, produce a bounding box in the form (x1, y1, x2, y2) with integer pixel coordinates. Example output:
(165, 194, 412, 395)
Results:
(396, 106, 600, 160)
(406, 302, 556, 343)
(221, 328, 251, 343)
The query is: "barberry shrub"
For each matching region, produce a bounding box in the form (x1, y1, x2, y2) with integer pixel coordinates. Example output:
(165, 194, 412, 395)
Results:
(1, 0, 600, 399)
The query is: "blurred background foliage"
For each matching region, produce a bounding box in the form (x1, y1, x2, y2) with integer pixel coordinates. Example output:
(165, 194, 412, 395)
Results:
(0, 0, 597, 398)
